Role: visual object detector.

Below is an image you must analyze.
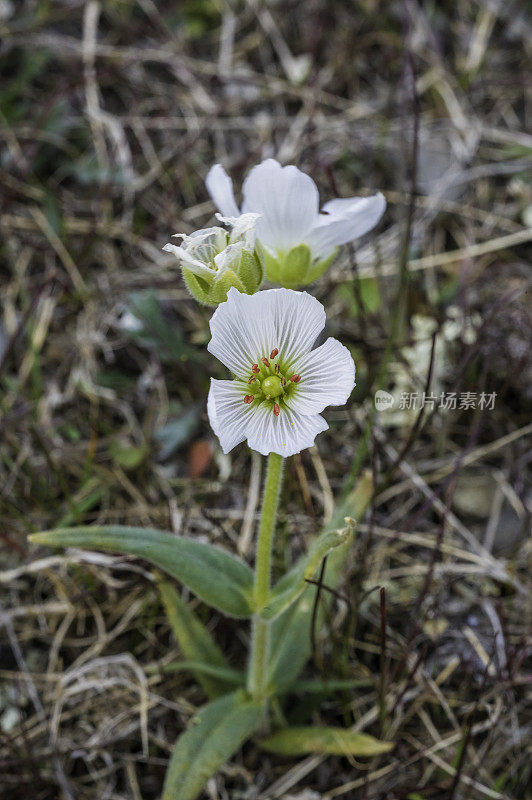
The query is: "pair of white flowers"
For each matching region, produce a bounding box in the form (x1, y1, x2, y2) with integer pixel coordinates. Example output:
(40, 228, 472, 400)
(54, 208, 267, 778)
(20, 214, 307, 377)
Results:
(166, 158, 385, 457)
(165, 158, 385, 296)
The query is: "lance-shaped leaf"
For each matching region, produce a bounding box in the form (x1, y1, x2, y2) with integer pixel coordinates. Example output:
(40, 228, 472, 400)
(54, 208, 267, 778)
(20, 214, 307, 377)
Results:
(260, 521, 355, 621)
(157, 576, 236, 698)
(156, 661, 243, 685)
(260, 726, 394, 757)
(30, 526, 254, 619)
(268, 472, 373, 691)
(267, 592, 316, 692)
(162, 690, 263, 800)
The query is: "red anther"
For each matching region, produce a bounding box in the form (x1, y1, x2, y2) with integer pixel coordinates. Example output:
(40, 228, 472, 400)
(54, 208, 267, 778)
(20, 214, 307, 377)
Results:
(248, 375, 256, 384)
(274, 363, 280, 374)
(261, 357, 270, 368)
(273, 403, 280, 416)
(290, 374, 301, 383)
(280, 377, 286, 386)
(252, 364, 260, 374)
(244, 395, 254, 404)
(270, 348, 279, 359)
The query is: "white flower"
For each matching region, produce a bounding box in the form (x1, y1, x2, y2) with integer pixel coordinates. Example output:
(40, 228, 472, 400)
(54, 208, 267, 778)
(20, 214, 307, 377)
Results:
(163, 213, 262, 305)
(206, 158, 385, 287)
(207, 287, 355, 457)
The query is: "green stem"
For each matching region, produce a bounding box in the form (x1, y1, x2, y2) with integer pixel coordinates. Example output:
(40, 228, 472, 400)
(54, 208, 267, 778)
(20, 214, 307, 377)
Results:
(247, 452, 284, 700)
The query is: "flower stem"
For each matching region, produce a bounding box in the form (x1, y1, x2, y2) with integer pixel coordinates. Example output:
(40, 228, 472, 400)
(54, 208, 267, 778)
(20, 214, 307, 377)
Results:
(247, 452, 284, 701)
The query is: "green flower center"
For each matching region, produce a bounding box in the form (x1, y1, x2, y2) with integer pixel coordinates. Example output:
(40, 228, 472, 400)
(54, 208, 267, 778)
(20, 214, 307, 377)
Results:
(261, 375, 283, 398)
(243, 349, 301, 415)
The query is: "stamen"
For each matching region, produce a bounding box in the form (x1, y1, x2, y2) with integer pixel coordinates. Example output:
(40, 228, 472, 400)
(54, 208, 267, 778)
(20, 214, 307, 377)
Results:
(274, 364, 280, 374)
(273, 403, 280, 416)
(290, 374, 301, 383)
(248, 375, 256, 384)
(280, 377, 286, 387)
(270, 348, 279, 359)
(252, 364, 260, 374)
(261, 357, 270, 368)
(243, 395, 254, 404)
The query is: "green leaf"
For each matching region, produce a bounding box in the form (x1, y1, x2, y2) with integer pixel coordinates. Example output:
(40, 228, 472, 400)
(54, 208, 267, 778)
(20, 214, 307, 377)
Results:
(151, 660, 243, 685)
(261, 521, 355, 620)
(260, 726, 394, 757)
(157, 576, 234, 698)
(280, 677, 372, 694)
(268, 472, 373, 690)
(30, 526, 254, 618)
(162, 690, 263, 800)
(268, 593, 315, 692)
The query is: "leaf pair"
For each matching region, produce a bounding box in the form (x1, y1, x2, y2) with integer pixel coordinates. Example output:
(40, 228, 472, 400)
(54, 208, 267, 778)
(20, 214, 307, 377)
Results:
(30, 516, 355, 624)
(161, 695, 392, 800)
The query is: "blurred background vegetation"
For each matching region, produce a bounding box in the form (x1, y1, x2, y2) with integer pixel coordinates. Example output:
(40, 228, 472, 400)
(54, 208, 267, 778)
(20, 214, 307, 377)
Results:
(0, 1, 531, 798)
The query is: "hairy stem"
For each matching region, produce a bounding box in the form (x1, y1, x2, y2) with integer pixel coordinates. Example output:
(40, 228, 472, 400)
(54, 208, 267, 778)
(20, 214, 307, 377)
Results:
(247, 452, 284, 700)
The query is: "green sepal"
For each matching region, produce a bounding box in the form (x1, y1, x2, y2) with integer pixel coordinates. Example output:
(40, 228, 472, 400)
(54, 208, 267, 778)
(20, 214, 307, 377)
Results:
(304, 248, 338, 284)
(259, 726, 394, 757)
(237, 248, 263, 293)
(259, 522, 355, 621)
(209, 268, 246, 304)
(280, 244, 311, 287)
(30, 525, 255, 619)
(157, 576, 234, 698)
(182, 260, 260, 307)
(262, 245, 282, 284)
(181, 267, 212, 305)
(263, 244, 337, 288)
(162, 690, 263, 800)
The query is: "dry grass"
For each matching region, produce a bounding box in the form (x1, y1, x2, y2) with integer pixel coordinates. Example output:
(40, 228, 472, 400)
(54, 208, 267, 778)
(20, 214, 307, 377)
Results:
(1, 1, 531, 798)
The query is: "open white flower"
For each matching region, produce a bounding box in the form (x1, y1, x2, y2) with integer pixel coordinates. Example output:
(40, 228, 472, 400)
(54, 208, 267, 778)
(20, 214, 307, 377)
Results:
(207, 287, 355, 457)
(206, 158, 385, 288)
(163, 213, 262, 306)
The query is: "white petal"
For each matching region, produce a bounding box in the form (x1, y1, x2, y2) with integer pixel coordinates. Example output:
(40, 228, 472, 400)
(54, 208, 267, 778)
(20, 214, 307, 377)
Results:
(207, 378, 249, 453)
(162, 243, 214, 279)
(241, 159, 319, 251)
(208, 287, 325, 378)
(213, 241, 244, 271)
(306, 193, 386, 258)
(286, 338, 356, 415)
(245, 402, 328, 457)
(227, 212, 259, 248)
(206, 164, 241, 218)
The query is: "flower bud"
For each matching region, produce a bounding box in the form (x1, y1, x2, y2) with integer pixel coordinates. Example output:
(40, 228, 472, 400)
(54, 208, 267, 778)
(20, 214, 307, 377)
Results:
(163, 214, 263, 306)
